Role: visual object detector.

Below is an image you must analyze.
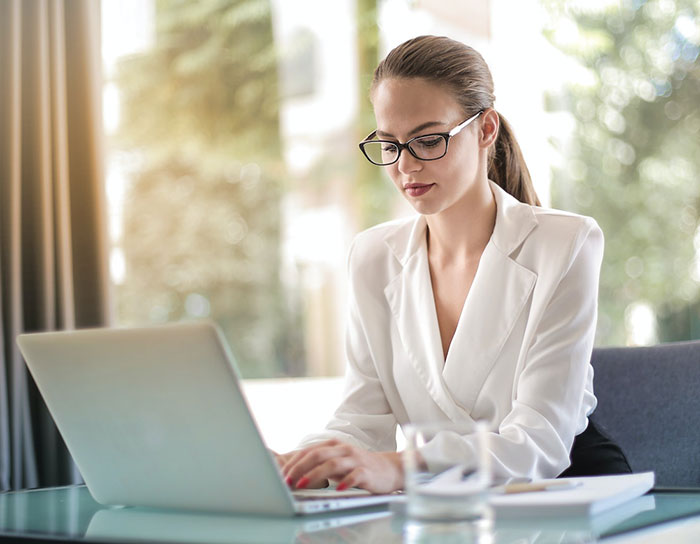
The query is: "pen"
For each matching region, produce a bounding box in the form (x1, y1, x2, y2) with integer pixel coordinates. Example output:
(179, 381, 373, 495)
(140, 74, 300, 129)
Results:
(498, 480, 581, 494)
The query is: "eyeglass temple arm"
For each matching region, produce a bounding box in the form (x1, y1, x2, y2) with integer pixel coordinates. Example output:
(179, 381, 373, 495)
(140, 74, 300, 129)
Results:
(448, 110, 484, 136)
(361, 130, 377, 143)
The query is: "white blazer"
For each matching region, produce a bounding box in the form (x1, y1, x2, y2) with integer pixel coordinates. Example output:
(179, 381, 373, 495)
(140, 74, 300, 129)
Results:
(300, 181, 604, 480)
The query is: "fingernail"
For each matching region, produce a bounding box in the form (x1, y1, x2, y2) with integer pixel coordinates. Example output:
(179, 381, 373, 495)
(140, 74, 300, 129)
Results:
(296, 477, 310, 489)
(336, 482, 348, 491)
(285, 476, 292, 486)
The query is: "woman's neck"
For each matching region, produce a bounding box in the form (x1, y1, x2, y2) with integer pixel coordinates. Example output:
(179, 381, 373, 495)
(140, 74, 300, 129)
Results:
(425, 180, 496, 266)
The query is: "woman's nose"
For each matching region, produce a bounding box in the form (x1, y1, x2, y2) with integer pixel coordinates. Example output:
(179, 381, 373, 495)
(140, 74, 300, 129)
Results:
(397, 149, 422, 175)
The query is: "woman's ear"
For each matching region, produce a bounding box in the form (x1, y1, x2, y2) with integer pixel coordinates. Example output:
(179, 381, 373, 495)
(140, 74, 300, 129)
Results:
(478, 108, 499, 148)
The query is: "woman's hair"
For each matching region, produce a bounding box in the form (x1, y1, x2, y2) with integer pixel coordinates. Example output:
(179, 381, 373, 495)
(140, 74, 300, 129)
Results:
(371, 35, 540, 206)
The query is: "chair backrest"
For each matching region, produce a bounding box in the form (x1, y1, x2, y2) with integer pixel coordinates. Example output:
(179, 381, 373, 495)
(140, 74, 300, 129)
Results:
(590, 341, 700, 488)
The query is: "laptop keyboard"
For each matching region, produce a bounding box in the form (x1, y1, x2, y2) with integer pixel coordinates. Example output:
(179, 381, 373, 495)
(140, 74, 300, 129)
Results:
(292, 489, 374, 501)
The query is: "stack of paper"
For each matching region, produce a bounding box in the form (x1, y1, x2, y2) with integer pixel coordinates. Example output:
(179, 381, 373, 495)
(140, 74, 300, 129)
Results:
(489, 472, 655, 518)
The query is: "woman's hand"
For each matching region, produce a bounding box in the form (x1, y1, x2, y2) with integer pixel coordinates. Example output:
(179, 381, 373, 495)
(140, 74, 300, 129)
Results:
(279, 439, 404, 494)
(271, 450, 295, 469)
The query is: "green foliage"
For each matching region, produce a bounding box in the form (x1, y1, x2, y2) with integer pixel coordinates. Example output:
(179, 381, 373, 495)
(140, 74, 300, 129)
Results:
(355, 0, 395, 228)
(543, 0, 700, 345)
(115, 0, 303, 377)
(117, 0, 280, 161)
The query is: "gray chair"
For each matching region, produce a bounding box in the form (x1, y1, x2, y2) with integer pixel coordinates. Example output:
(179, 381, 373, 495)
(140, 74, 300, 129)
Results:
(590, 341, 700, 488)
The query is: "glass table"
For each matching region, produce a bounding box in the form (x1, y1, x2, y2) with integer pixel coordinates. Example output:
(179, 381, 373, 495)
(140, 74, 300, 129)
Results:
(2, 485, 700, 543)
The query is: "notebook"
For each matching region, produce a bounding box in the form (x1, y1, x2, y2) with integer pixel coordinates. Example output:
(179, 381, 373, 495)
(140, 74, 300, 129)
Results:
(489, 472, 655, 518)
(16, 321, 399, 515)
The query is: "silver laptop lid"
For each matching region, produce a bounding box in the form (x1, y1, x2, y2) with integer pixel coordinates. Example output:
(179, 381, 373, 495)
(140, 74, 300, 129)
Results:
(17, 321, 296, 515)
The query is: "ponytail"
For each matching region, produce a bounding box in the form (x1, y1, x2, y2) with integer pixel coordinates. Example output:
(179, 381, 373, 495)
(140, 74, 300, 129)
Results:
(489, 113, 541, 206)
(373, 36, 541, 206)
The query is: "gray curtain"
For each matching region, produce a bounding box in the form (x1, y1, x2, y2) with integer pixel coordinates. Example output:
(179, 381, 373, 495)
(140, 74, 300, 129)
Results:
(0, 0, 112, 491)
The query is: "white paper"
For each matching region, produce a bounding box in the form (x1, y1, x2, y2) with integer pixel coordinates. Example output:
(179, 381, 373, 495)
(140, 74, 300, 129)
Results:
(489, 472, 655, 518)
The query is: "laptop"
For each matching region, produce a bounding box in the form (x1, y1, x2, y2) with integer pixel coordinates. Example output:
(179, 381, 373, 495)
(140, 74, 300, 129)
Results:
(16, 321, 399, 515)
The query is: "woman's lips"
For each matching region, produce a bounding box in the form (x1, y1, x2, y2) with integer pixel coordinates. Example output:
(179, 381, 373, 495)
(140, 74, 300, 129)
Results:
(404, 183, 434, 197)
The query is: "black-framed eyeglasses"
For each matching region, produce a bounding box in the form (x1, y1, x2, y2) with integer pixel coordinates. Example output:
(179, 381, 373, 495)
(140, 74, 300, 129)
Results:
(358, 111, 483, 166)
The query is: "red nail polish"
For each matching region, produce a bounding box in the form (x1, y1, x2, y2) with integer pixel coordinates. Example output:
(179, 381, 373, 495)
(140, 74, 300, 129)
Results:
(336, 482, 348, 491)
(285, 476, 292, 486)
(296, 477, 310, 489)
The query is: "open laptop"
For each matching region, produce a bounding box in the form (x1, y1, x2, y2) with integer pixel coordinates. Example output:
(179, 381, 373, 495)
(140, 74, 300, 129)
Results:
(16, 321, 399, 515)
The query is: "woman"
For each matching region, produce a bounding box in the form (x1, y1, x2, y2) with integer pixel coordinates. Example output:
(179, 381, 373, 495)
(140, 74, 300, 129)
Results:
(279, 35, 629, 493)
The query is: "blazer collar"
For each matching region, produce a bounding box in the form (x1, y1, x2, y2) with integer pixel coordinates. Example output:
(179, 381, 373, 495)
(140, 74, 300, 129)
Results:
(487, 180, 539, 256)
(384, 180, 538, 265)
(382, 181, 539, 421)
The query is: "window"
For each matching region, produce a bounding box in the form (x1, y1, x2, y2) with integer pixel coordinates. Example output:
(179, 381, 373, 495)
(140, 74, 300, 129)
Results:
(102, 0, 700, 391)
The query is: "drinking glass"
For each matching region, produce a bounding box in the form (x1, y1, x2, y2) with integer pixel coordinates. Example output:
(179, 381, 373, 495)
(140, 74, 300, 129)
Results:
(403, 421, 491, 521)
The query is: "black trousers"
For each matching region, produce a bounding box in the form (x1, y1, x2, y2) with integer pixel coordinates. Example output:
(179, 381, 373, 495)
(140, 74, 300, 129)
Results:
(558, 418, 632, 478)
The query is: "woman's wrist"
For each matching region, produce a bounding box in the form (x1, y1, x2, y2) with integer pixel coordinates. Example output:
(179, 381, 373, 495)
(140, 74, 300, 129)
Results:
(380, 451, 405, 491)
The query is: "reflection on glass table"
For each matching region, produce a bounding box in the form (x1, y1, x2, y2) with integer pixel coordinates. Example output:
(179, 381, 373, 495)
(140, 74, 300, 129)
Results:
(2, 486, 700, 543)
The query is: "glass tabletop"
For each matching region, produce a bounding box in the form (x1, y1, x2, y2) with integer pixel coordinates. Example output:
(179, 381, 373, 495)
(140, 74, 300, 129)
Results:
(2, 485, 700, 543)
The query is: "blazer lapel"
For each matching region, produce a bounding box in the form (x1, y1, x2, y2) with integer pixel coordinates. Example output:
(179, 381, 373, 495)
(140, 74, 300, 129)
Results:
(383, 218, 470, 421)
(443, 181, 539, 413)
(442, 242, 536, 413)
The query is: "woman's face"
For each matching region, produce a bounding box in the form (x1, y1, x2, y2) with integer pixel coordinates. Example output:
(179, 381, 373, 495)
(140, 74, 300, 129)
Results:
(371, 78, 485, 216)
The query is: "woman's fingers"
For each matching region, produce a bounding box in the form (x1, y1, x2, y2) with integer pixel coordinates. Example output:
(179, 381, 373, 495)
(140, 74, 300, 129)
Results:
(280, 442, 404, 494)
(335, 452, 403, 494)
(294, 454, 357, 490)
(335, 466, 369, 491)
(282, 440, 349, 487)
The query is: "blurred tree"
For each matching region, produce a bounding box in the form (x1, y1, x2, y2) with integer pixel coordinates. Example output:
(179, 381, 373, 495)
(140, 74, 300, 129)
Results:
(355, 0, 395, 228)
(543, 0, 700, 345)
(297, 0, 396, 231)
(115, 0, 304, 377)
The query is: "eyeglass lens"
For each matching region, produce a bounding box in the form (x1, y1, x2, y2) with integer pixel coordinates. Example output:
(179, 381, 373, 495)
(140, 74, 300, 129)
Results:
(362, 134, 447, 165)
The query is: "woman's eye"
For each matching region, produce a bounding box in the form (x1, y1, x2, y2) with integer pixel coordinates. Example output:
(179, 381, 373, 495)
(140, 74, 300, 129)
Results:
(382, 144, 398, 153)
(415, 137, 442, 148)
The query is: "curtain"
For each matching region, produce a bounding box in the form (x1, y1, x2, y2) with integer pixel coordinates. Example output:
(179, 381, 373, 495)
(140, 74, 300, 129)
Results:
(0, 0, 112, 491)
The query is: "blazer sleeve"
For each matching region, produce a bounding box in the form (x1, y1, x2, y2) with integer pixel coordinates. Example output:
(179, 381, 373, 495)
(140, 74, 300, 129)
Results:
(421, 219, 604, 479)
(297, 237, 398, 452)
